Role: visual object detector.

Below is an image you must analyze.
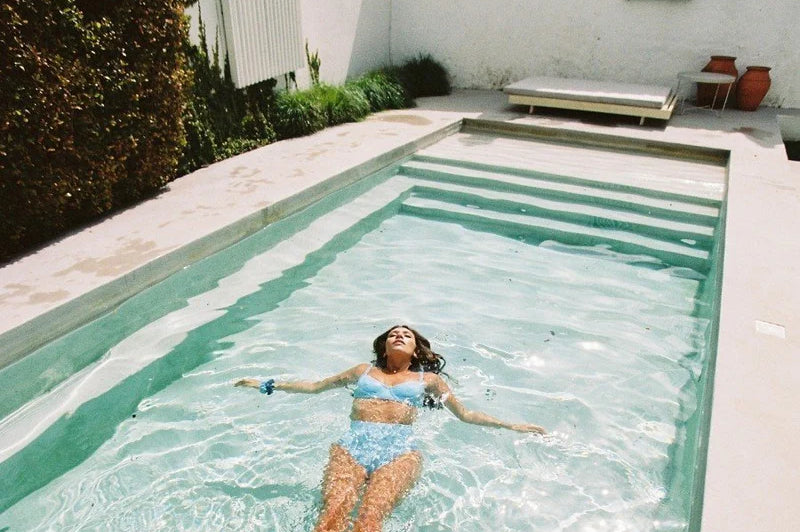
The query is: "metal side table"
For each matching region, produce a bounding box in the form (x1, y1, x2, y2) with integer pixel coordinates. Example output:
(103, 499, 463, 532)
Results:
(676, 71, 736, 116)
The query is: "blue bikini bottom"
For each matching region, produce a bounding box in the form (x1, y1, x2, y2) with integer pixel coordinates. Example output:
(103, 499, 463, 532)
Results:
(337, 420, 417, 474)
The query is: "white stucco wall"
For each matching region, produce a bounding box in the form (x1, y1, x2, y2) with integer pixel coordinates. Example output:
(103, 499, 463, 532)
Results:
(299, 0, 391, 86)
(185, 1, 224, 59)
(390, 0, 799, 108)
(185, 1, 798, 108)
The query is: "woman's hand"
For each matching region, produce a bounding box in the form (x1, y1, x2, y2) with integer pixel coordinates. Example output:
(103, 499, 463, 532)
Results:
(234, 378, 261, 389)
(509, 423, 546, 435)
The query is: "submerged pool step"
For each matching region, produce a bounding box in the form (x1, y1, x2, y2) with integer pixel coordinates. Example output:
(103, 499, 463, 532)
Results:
(409, 182, 715, 248)
(400, 196, 711, 271)
(398, 158, 721, 226)
(409, 153, 724, 205)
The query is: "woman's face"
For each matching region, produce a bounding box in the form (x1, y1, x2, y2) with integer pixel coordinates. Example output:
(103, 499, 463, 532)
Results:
(385, 326, 417, 358)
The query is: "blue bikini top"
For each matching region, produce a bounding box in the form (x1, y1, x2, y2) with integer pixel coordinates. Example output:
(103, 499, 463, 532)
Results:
(352, 365, 425, 407)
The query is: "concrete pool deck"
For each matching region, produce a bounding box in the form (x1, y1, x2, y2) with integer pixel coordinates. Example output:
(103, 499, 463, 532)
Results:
(1, 90, 798, 530)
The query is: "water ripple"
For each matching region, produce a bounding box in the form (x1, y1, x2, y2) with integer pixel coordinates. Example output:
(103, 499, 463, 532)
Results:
(1, 215, 706, 532)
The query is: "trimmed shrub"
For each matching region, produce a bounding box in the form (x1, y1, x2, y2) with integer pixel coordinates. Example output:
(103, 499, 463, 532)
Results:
(216, 138, 266, 160)
(310, 84, 371, 126)
(271, 83, 373, 140)
(346, 71, 409, 112)
(390, 54, 452, 99)
(86, 0, 190, 208)
(272, 90, 326, 140)
(241, 110, 276, 143)
(1, 0, 113, 256)
(0, 0, 190, 261)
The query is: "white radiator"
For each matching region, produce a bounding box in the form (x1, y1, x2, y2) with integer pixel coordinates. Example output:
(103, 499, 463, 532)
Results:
(219, 0, 305, 88)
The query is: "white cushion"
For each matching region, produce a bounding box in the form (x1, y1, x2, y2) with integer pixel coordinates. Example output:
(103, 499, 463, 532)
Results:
(504, 76, 673, 109)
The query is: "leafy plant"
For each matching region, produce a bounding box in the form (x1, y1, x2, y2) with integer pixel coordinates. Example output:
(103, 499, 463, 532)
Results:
(347, 71, 410, 111)
(272, 90, 327, 139)
(305, 40, 321, 87)
(216, 137, 266, 160)
(311, 84, 371, 126)
(390, 54, 452, 99)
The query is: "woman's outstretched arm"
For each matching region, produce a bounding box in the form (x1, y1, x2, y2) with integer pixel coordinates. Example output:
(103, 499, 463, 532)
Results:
(428, 374, 546, 434)
(234, 363, 369, 394)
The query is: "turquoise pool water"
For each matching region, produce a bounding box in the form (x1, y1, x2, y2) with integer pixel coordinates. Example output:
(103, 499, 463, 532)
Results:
(0, 134, 725, 531)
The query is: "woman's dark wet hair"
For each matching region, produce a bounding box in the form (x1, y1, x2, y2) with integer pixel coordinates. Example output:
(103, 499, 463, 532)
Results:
(372, 325, 447, 409)
(372, 325, 446, 374)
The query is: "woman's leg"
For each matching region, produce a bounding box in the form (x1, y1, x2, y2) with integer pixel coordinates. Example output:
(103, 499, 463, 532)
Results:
(352, 451, 423, 532)
(314, 444, 368, 532)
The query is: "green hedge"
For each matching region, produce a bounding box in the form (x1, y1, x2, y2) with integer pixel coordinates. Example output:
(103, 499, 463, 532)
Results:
(0, 0, 190, 262)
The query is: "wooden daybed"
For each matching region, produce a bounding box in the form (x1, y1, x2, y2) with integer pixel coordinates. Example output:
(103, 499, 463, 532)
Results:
(504, 76, 677, 125)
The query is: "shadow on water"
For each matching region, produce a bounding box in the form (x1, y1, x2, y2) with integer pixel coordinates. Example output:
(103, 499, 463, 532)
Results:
(204, 480, 310, 502)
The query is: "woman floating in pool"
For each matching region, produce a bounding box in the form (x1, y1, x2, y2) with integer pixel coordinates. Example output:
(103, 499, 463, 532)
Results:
(235, 325, 545, 532)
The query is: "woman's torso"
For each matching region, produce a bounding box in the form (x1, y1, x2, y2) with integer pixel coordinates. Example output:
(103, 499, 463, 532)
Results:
(350, 365, 427, 425)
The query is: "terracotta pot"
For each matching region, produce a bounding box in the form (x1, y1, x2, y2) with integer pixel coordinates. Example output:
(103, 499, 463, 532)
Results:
(736, 66, 771, 111)
(697, 55, 737, 108)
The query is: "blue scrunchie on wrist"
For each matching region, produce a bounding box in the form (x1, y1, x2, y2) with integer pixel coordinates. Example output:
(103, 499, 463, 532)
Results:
(259, 379, 275, 395)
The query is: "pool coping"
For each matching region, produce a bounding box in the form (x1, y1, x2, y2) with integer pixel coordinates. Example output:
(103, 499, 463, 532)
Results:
(1, 90, 798, 531)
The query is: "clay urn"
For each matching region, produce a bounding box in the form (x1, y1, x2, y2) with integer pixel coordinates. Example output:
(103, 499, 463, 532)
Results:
(736, 66, 771, 111)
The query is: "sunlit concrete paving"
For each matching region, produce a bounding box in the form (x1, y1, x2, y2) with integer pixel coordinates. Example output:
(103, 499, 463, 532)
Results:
(1, 90, 798, 531)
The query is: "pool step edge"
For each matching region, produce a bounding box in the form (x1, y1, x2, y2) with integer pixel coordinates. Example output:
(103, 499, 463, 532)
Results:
(398, 159, 721, 226)
(408, 182, 715, 248)
(400, 196, 711, 272)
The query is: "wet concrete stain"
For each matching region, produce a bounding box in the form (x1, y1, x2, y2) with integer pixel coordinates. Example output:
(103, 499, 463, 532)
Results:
(733, 126, 772, 141)
(229, 166, 261, 179)
(306, 149, 328, 161)
(373, 114, 432, 126)
(54, 239, 171, 278)
(28, 289, 71, 304)
(0, 283, 70, 305)
(228, 178, 274, 195)
(0, 283, 33, 304)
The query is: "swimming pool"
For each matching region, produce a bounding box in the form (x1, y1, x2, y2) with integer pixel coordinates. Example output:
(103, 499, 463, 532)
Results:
(0, 126, 727, 531)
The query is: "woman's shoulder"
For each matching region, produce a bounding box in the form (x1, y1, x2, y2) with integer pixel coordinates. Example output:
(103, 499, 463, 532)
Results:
(352, 362, 372, 375)
(333, 363, 370, 385)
